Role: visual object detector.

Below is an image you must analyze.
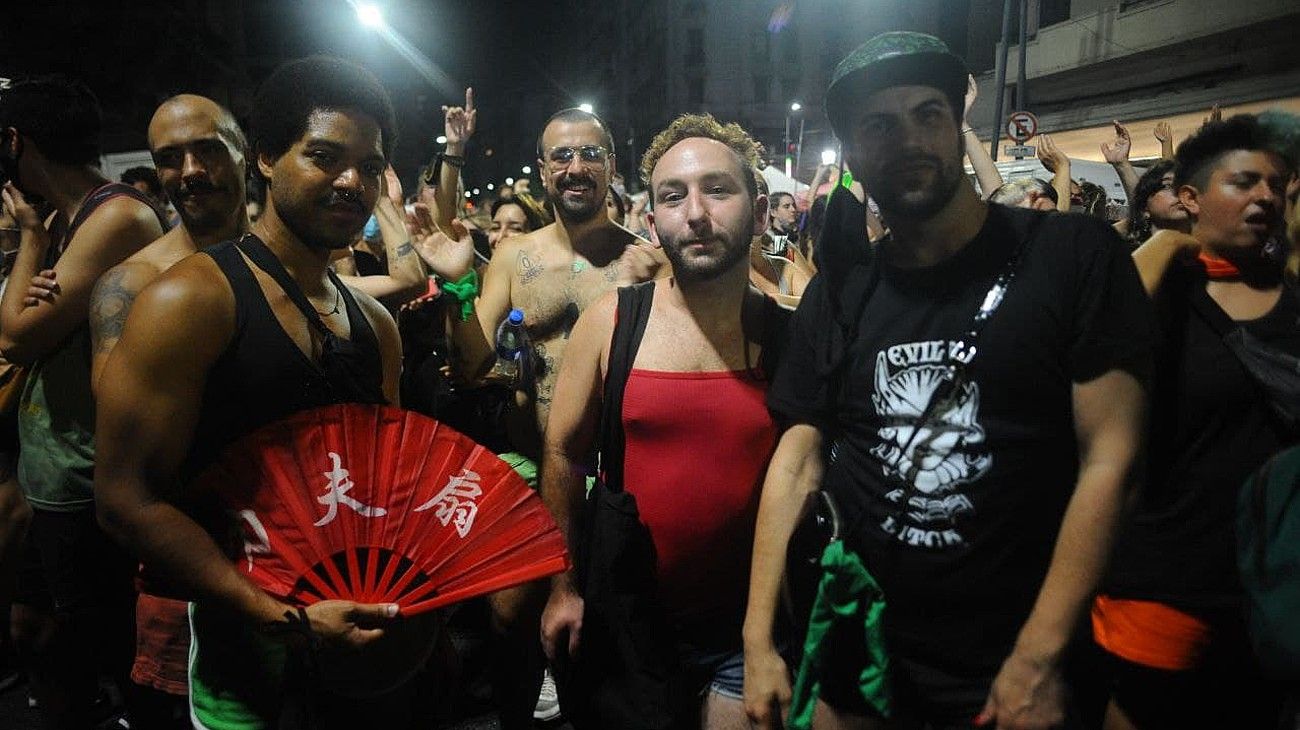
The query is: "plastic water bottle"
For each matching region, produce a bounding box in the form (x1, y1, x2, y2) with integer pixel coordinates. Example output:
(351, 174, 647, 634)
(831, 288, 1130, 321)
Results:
(492, 308, 528, 384)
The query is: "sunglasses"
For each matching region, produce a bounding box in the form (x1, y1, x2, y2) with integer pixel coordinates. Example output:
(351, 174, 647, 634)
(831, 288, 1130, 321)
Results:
(545, 145, 609, 168)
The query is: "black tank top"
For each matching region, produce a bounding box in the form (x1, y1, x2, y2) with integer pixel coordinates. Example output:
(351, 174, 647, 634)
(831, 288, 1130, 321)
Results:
(182, 234, 386, 483)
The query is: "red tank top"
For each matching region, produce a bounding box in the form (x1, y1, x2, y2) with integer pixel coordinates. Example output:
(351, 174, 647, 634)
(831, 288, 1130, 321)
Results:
(621, 368, 778, 627)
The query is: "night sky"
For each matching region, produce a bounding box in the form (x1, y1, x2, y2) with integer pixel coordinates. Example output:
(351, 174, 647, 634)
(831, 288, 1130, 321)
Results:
(1, 0, 579, 193)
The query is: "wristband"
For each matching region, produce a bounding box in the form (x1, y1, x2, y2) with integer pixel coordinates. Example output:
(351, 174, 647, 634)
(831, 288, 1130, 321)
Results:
(441, 270, 479, 321)
(438, 152, 466, 167)
(961, 126, 975, 135)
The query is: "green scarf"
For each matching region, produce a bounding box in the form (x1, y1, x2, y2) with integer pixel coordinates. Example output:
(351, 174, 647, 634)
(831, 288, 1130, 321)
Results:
(441, 270, 479, 321)
(787, 540, 891, 728)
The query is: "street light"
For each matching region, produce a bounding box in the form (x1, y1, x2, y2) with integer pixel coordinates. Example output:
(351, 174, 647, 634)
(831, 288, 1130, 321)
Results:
(472, 188, 480, 195)
(578, 102, 594, 114)
(505, 177, 514, 185)
(463, 191, 471, 198)
(784, 102, 804, 178)
(821, 149, 837, 166)
(356, 3, 384, 28)
(486, 183, 494, 191)
(435, 135, 447, 145)
(521, 165, 532, 174)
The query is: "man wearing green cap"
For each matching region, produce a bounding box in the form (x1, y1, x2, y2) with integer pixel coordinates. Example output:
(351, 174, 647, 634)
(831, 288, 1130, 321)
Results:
(743, 32, 1153, 729)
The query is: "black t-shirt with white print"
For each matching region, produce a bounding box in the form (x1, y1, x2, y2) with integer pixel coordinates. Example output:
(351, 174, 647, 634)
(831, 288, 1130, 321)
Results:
(769, 204, 1154, 675)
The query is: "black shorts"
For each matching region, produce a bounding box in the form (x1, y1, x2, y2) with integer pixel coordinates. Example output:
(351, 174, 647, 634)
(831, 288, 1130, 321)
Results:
(15, 507, 136, 615)
(818, 614, 1092, 729)
(1099, 617, 1286, 729)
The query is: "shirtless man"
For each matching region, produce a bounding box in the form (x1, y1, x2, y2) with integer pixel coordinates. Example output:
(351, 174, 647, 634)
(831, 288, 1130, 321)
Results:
(93, 57, 427, 729)
(0, 75, 165, 730)
(420, 107, 664, 728)
(426, 106, 664, 461)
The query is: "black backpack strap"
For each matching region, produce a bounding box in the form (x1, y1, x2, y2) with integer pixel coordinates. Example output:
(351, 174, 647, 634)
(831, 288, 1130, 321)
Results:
(597, 282, 655, 492)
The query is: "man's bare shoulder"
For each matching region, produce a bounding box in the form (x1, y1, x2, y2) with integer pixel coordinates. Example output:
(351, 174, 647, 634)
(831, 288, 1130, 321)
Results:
(342, 282, 397, 334)
(116, 226, 198, 274)
(72, 194, 164, 247)
(133, 252, 234, 323)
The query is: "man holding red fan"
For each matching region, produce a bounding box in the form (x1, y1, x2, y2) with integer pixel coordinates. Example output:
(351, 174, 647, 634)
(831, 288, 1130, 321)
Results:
(93, 56, 431, 729)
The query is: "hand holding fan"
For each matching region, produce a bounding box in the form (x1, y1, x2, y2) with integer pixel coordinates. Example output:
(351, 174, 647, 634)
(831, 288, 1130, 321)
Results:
(196, 403, 569, 615)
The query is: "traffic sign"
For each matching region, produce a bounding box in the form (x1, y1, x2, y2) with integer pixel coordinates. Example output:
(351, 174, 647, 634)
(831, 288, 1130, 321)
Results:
(1004, 144, 1036, 159)
(1006, 111, 1038, 143)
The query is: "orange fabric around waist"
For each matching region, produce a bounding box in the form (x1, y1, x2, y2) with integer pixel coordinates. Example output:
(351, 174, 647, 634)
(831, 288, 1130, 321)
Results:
(1091, 595, 1212, 671)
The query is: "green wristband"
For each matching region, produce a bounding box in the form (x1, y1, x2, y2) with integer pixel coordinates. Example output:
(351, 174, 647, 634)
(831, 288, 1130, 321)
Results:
(441, 270, 479, 321)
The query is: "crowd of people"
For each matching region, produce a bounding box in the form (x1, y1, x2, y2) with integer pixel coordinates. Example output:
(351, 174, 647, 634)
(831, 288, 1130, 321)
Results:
(0, 25, 1297, 730)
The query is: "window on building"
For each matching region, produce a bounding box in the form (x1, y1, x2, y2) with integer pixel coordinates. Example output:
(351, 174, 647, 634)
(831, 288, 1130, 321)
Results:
(753, 76, 770, 104)
(688, 77, 705, 106)
(1039, 0, 1070, 28)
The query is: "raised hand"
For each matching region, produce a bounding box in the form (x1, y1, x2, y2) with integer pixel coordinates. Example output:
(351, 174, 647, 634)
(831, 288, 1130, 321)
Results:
(382, 164, 404, 210)
(1100, 120, 1132, 164)
(1153, 121, 1172, 144)
(1036, 134, 1067, 174)
(1204, 103, 1222, 126)
(443, 87, 477, 149)
(964, 73, 979, 123)
(409, 207, 475, 281)
(2, 183, 43, 232)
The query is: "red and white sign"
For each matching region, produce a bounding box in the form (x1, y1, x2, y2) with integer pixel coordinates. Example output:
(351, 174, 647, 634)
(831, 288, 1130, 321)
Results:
(1006, 111, 1038, 143)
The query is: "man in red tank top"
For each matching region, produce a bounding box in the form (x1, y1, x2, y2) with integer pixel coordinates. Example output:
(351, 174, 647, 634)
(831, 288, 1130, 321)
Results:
(541, 113, 788, 729)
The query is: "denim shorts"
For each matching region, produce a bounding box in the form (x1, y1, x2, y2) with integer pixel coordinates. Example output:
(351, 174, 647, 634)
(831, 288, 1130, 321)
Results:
(677, 642, 745, 700)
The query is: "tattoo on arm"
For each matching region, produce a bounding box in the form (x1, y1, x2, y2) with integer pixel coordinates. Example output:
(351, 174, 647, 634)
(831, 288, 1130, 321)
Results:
(89, 269, 138, 354)
(395, 242, 415, 257)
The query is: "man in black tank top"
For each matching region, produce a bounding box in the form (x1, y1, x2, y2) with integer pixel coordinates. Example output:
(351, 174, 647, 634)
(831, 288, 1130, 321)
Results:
(94, 58, 431, 729)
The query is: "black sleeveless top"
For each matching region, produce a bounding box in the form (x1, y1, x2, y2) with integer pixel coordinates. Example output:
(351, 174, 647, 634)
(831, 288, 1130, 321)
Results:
(182, 234, 386, 483)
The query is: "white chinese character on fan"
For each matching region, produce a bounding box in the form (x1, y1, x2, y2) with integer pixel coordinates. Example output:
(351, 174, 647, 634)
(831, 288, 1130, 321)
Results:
(414, 469, 482, 538)
(314, 452, 387, 527)
(239, 509, 272, 572)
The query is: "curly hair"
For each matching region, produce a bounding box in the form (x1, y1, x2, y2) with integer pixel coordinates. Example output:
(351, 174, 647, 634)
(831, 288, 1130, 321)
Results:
(250, 55, 396, 166)
(639, 113, 765, 198)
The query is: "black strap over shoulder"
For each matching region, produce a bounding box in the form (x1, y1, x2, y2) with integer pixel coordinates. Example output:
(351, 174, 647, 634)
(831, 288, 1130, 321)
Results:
(596, 282, 656, 493)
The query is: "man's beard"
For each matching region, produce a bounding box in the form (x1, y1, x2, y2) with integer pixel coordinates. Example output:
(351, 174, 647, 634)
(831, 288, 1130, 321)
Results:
(274, 186, 367, 251)
(865, 151, 963, 221)
(550, 172, 605, 225)
(660, 230, 749, 283)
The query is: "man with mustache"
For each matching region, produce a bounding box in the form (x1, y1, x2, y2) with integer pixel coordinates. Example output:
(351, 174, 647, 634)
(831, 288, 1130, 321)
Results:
(540, 112, 789, 729)
(742, 32, 1153, 729)
(421, 106, 665, 728)
(0, 74, 165, 730)
(93, 57, 428, 729)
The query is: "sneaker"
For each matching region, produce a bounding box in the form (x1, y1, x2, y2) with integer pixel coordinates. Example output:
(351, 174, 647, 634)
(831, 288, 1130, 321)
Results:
(532, 669, 560, 722)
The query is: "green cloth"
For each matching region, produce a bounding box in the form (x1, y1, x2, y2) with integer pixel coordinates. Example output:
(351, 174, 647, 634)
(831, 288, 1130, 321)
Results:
(441, 270, 479, 322)
(188, 602, 289, 730)
(788, 541, 891, 728)
(17, 327, 96, 511)
(499, 451, 538, 489)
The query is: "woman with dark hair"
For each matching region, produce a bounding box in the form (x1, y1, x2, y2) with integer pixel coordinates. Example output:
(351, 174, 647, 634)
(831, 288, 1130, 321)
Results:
(1122, 160, 1191, 245)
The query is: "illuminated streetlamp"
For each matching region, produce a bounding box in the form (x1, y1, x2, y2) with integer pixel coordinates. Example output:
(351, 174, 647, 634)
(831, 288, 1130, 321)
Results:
(821, 149, 837, 166)
(505, 177, 514, 185)
(356, 3, 384, 28)
(578, 102, 594, 114)
(486, 183, 494, 191)
(435, 135, 447, 144)
(784, 102, 803, 177)
(521, 165, 532, 174)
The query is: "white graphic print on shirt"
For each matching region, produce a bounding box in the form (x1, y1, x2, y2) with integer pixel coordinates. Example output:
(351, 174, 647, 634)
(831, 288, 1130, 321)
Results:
(870, 340, 992, 549)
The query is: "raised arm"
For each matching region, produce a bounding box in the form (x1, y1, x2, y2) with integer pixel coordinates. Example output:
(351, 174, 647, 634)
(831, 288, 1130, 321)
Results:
(1101, 120, 1139, 203)
(1153, 121, 1175, 162)
(0, 184, 161, 364)
(538, 291, 612, 661)
(1131, 228, 1200, 296)
(433, 88, 476, 234)
(743, 424, 825, 729)
(1036, 135, 1072, 213)
(978, 368, 1145, 729)
(963, 75, 1003, 199)
(336, 168, 427, 302)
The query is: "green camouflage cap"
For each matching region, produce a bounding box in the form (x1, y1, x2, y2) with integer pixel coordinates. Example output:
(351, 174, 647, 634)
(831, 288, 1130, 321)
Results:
(825, 31, 969, 138)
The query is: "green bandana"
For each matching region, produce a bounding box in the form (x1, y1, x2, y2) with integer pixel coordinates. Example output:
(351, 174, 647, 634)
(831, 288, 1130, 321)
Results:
(788, 540, 891, 728)
(441, 270, 479, 321)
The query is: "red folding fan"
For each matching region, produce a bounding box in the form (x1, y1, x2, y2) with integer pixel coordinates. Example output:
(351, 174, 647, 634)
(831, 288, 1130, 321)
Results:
(194, 403, 569, 615)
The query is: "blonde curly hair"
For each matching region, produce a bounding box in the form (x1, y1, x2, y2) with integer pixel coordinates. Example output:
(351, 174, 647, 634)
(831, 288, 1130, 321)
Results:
(640, 113, 765, 197)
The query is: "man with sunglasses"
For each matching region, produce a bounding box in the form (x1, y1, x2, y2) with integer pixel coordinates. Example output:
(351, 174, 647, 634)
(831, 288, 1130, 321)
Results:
(742, 33, 1153, 729)
(421, 106, 666, 728)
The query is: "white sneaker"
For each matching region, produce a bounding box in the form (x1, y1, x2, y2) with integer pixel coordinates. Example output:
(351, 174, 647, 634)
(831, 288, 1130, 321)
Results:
(533, 669, 561, 722)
